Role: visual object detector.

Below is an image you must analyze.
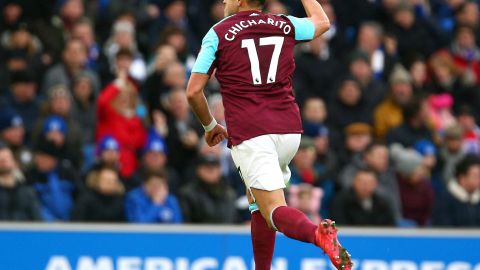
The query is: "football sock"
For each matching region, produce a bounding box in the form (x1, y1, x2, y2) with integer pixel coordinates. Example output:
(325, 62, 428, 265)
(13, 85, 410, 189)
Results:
(270, 206, 316, 244)
(251, 205, 276, 270)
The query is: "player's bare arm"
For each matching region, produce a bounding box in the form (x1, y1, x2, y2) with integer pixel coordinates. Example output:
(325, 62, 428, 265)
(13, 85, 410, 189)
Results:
(186, 73, 228, 147)
(301, 0, 331, 38)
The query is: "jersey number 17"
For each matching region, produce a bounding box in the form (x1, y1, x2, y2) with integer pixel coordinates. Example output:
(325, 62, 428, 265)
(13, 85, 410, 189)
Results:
(241, 36, 284, 85)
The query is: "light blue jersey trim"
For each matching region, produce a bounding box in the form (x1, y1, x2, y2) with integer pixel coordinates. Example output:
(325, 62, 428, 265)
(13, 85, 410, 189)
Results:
(191, 28, 219, 74)
(191, 15, 234, 74)
(286, 15, 315, 41)
(249, 203, 259, 213)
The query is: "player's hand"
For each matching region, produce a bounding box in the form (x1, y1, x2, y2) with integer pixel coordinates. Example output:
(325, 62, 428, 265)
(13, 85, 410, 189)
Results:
(205, 124, 228, 147)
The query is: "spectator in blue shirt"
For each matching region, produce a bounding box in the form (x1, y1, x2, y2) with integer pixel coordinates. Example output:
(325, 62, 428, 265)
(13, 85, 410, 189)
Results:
(125, 170, 182, 224)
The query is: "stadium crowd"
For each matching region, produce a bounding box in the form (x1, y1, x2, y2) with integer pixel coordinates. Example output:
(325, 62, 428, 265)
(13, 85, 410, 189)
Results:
(0, 0, 480, 227)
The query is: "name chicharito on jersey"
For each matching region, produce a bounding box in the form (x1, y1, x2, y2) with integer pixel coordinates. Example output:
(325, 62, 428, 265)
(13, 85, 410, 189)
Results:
(225, 16, 292, 41)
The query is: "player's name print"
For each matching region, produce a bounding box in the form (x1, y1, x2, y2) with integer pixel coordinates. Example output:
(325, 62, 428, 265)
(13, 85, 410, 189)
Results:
(225, 17, 292, 41)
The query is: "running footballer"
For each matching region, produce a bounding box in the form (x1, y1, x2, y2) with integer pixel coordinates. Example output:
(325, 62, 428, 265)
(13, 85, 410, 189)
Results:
(186, 0, 353, 269)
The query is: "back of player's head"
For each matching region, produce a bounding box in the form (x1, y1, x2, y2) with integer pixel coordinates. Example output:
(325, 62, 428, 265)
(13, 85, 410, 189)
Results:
(246, 0, 266, 8)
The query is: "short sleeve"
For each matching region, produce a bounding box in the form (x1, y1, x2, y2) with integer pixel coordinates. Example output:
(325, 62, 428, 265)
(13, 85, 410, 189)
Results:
(286, 16, 315, 41)
(192, 28, 219, 74)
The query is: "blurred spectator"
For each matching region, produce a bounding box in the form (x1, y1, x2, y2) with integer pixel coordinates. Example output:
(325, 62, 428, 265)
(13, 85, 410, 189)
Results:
(387, 97, 434, 147)
(26, 137, 78, 221)
(414, 139, 438, 171)
(1, 70, 40, 139)
(303, 100, 338, 188)
(125, 171, 183, 224)
(42, 38, 100, 96)
(96, 69, 147, 178)
(288, 183, 322, 224)
(146, 61, 186, 114)
(448, 25, 480, 84)
(157, 27, 192, 65)
(0, 144, 40, 221)
(387, 2, 437, 60)
(439, 124, 467, 185)
(332, 169, 396, 226)
(56, 0, 85, 39)
(71, 73, 96, 145)
(165, 88, 202, 175)
(327, 77, 372, 133)
(337, 122, 373, 169)
(407, 55, 428, 92)
(348, 51, 387, 109)
(0, 109, 32, 169)
(339, 142, 402, 220)
(374, 64, 414, 140)
(427, 93, 456, 134)
(391, 144, 434, 226)
(132, 134, 181, 194)
(31, 85, 83, 169)
(456, 105, 480, 154)
(0, 2, 24, 33)
(94, 136, 120, 171)
(356, 21, 396, 81)
(103, 20, 147, 82)
(455, 1, 479, 42)
(72, 18, 102, 72)
(433, 155, 480, 227)
(294, 36, 340, 104)
(144, 45, 178, 113)
(71, 165, 125, 222)
(289, 136, 334, 217)
(179, 155, 238, 224)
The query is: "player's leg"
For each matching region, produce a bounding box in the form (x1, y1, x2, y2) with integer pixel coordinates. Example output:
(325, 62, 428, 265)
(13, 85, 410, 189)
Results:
(250, 188, 316, 243)
(248, 192, 276, 270)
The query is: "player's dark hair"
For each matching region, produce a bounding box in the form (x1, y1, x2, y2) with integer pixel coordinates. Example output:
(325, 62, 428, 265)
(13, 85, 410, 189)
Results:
(455, 155, 480, 179)
(116, 48, 134, 60)
(247, 0, 266, 8)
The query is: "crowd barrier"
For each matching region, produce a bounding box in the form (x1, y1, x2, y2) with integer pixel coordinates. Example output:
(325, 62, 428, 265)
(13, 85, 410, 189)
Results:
(0, 223, 479, 270)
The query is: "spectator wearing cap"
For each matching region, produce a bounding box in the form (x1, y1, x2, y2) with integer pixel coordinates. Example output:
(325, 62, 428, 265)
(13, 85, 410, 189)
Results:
(332, 169, 396, 226)
(1, 69, 40, 139)
(125, 170, 183, 224)
(374, 64, 414, 140)
(179, 155, 238, 223)
(433, 155, 480, 227)
(386, 97, 434, 148)
(439, 124, 467, 186)
(0, 144, 41, 221)
(96, 65, 147, 178)
(26, 136, 78, 221)
(339, 142, 401, 221)
(31, 85, 83, 169)
(337, 122, 373, 170)
(457, 106, 480, 154)
(0, 110, 32, 169)
(427, 93, 456, 135)
(391, 143, 434, 226)
(327, 76, 372, 135)
(131, 134, 180, 193)
(42, 38, 100, 96)
(92, 135, 121, 172)
(348, 50, 387, 110)
(289, 136, 334, 218)
(71, 165, 125, 222)
(33, 115, 83, 170)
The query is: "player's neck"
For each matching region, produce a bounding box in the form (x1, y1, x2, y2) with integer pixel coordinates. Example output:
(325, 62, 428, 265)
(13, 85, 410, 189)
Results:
(237, 6, 262, 13)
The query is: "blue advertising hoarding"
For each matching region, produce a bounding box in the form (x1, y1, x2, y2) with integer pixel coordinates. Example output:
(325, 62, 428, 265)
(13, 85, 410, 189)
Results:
(0, 224, 479, 270)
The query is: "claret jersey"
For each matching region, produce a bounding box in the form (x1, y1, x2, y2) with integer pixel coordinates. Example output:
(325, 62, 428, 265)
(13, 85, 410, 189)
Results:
(192, 10, 315, 146)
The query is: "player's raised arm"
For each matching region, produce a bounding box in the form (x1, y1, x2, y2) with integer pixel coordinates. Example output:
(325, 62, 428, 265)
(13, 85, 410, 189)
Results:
(301, 0, 330, 38)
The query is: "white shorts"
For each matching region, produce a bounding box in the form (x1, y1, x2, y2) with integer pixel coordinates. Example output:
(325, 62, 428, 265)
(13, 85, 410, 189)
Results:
(230, 134, 301, 191)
